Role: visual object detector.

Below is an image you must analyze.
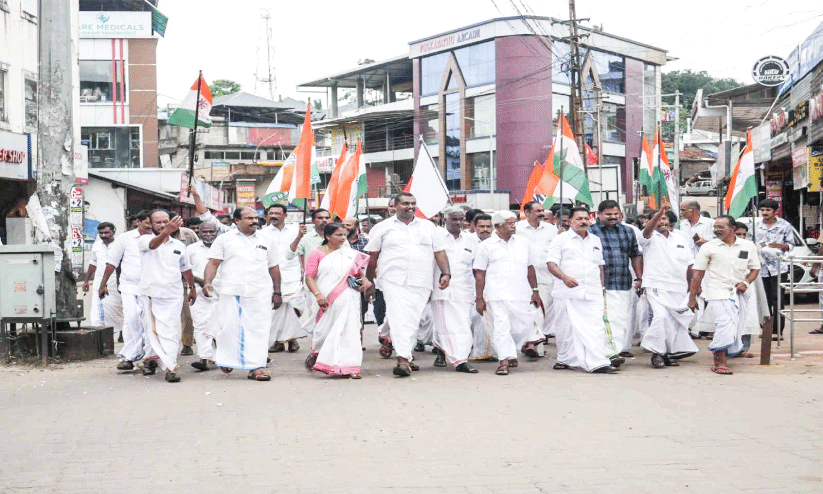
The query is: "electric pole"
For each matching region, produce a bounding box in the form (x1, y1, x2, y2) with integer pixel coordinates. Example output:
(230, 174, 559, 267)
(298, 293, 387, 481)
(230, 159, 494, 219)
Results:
(567, 0, 587, 155)
(38, 0, 81, 321)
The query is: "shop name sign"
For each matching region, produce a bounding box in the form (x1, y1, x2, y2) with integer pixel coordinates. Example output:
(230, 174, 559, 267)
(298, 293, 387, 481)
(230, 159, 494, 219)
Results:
(752, 56, 790, 87)
(79, 12, 152, 38)
(0, 130, 31, 180)
(812, 85, 823, 122)
(788, 101, 808, 127)
(415, 27, 484, 55)
(770, 108, 788, 134)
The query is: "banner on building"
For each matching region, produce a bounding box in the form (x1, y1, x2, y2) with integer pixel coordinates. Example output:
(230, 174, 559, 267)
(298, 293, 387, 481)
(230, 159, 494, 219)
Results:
(178, 173, 223, 210)
(235, 181, 257, 208)
(809, 147, 823, 192)
(765, 180, 784, 216)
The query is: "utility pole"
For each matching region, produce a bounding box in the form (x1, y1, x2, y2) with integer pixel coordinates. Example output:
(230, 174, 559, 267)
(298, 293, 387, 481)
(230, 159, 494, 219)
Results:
(674, 90, 681, 205)
(38, 0, 81, 321)
(567, 0, 586, 155)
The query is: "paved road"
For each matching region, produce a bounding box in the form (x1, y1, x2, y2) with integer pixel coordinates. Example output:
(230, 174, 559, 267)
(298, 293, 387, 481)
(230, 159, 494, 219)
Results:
(2, 320, 823, 494)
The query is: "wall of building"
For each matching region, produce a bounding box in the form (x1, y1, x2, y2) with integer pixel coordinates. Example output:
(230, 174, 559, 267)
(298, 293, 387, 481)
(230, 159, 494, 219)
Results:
(0, 2, 39, 135)
(129, 38, 158, 167)
(84, 176, 128, 233)
(623, 57, 644, 203)
(495, 36, 552, 203)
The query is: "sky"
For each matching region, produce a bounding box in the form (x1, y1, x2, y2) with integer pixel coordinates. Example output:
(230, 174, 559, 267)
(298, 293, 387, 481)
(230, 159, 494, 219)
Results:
(155, 0, 823, 108)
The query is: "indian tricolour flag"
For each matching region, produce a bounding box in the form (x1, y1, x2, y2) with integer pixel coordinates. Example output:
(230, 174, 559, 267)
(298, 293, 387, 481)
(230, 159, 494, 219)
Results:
(331, 139, 367, 219)
(262, 153, 296, 207)
(543, 114, 593, 209)
(168, 74, 213, 129)
(637, 133, 654, 199)
(650, 129, 678, 212)
(320, 142, 350, 212)
(725, 130, 756, 219)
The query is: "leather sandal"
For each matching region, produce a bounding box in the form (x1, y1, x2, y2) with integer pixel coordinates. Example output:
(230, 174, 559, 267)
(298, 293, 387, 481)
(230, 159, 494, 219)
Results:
(392, 363, 412, 377)
(247, 369, 271, 381)
(495, 360, 510, 375)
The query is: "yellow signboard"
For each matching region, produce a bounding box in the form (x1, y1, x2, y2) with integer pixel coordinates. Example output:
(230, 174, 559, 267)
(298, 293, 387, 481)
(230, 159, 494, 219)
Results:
(809, 147, 823, 192)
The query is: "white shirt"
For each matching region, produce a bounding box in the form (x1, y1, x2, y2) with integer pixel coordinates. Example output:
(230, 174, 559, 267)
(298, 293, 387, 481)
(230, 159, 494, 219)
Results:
(515, 219, 558, 285)
(89, 238, 117, 291)
(693, 237, 761, 300)
(208, 228, 281, 297)
(106, 229, 143, 295)
(639, 229, 694, 292)
(680, 216, 715, 255)
(473, 232, 534, 302)
(365, 216, 445, 289)
(185, 240, 212, 280)
(547, 229, 605, 300)
(432, 227, 477, 303)
(265, 224, 302, 286)
(138, 235, 191, 299)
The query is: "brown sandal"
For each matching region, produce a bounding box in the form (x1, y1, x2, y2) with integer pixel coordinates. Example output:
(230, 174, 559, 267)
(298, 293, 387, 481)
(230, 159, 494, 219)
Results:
(495, 360, 510, 375)
(247, 369, 271, 381)
(711, 366, 734, 375)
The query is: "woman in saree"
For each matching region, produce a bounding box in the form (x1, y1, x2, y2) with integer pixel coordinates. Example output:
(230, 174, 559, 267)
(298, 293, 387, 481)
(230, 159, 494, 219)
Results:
(304, 223, 373, 379)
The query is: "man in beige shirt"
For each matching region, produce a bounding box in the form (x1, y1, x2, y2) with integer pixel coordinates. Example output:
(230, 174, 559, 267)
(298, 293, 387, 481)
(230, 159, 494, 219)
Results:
(689, 215, 761, 375)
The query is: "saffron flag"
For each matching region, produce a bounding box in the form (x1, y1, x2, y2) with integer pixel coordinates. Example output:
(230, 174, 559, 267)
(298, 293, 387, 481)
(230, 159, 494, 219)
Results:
(650, 129, 678, 212)
(321, 142, 349, 213)
(331, 139, 367, 219)
(544, 114, 593, 208)
(406, 139, 450, 219)
(520, 162, 544, 213)
(293, 103, 314, 199)
(168, 74, 212, 129)
(262, 153, 296, 207)
(725, 130, 757, 219)
(586, 143, 598, 166)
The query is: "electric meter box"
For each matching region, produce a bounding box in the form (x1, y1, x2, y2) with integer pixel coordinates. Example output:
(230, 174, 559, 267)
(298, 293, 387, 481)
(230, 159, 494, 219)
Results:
(0, 245, 56, 320)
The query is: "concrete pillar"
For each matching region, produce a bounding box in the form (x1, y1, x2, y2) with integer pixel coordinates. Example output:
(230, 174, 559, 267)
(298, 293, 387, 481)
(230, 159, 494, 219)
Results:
(356, 77, 364, 108)
(330, 84, 338, 119)
(384, 71, 390, 104)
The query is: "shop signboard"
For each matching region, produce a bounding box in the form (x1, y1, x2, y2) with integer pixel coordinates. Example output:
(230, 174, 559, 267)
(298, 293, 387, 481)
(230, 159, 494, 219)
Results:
(70, 186, 84, 275)
(793, 146, 809, 190)
(792, 146, 809, 168)
(235, 181, 256, 208)
(770, 108, 788, 134)
(788, 101, 809, 127)
(812, 86, 823, 122)
(751, 56, 790, 87)
(0, 130, 33, 180)
(765, 180, 784, 217)
(810, 147, 823, 193)
(752, 123, 772, 163)
(79, 12, 153, 38)
(771, 132, 788, 149)
(74, 145, 88, 185)
(178, 173, 223, 210)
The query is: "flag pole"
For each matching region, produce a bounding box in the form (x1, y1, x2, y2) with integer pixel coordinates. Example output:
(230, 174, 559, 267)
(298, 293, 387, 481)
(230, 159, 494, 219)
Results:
(363, 161, 371, 220)
(656, 125, 662, 210)
(558, 109, 564, 213)
(187, 70, 203, 195)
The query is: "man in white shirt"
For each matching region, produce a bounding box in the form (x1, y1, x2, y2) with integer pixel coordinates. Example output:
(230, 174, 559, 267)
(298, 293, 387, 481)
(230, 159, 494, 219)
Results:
(429, 206, 479, 373)
(515, 201, 558, 350)
(138, 210, 196, 383)
(204, 207, 283, 381)
(99, 211, 151, 371)
(473, 210, 542, 376)
(265, 204, 308, 353)
(638, 198, 699, 368)
(679, 201, 715, 255)
(689, 215, 761, 375)
(83, 222, 123, 338)
(469, 214, 497, 361)
(547, 207, 616, 373)
(365, 192, 451, 377)
(186, 221, 219, 371)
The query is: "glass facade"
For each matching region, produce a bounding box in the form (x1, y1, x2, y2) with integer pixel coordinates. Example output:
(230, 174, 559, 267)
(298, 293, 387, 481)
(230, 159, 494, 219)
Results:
(423, 103, 439, 145)
(420, 52, 449, 96)
(80, 60, 126, 103)
(466, 94, 495, 138)
(591, 51, 625, 94)
(82, 126, 140, 168)
(469, 151, 495, 190)
(444, 92, 461, 189)
(453, 41, 496, 88)
(643, 63, 659, 134)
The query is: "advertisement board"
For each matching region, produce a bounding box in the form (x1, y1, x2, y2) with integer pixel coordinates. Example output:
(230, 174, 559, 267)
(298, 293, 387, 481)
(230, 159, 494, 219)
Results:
(0, 130, 33, 180)
(178, 173, 224, 211)
(79, 12, 153, 38)
(809, 147, 823, 192)
(235, 181, 257, 208)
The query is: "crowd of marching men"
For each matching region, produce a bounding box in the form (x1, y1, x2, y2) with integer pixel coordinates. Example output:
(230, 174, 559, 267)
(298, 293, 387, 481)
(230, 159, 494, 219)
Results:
(83, 185, 795, 381)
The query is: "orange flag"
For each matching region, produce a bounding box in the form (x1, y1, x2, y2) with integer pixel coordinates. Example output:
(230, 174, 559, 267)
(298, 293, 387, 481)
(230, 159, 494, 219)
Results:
(520, 162, 544, 213)
(331, 139, 362, 220)
(326, 142, 349, 218)
(293, 103, 313, 199)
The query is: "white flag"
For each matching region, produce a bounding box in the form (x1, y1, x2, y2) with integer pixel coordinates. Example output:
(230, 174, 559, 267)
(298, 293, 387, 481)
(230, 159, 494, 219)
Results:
(406, 140, 449, 218)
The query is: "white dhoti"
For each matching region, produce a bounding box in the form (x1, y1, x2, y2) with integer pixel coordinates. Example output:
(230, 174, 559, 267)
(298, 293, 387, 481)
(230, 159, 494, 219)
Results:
(603, 290, 631, 357)
(189, 287, 217, 361)
(117, 292, 145, 362)
(641, 288, 699, 358)
(430, 299, 473, 366)
(553, 297, 612, 372)
(470, 310, 495, 359)
(745, 278, 769, 335)
(417, 305, 434, 345)
(270, 283, 309, 346)
(213, 292, 272, 370)
(380, 280, 431, 360)
(486, 300, 540, 361)
(378, 320, 392, 342)
(90, 285, 124, 337)
(629, 292, 652, 342)
(708, 291, 749, 355)
(690, 295, 715, 335)
(536, 283, 554, 336)
(312, 288, 363, 376)
(141, 296, 183, 372)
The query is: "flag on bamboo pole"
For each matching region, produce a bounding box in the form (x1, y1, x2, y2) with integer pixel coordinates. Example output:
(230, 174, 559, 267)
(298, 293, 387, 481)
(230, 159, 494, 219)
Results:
(650, 129, 678, 212)
(321, 142, 349, 213)
(262, 153, 296, 207)
(637, 133, 654, 195)
(404, 139, 450, 219)
(544, 114, 593, 208)
(168, 74, 213, 129)
(725, 130, 756, 218)
(331, 139, 367, 219)
(293, 103, 314, 200)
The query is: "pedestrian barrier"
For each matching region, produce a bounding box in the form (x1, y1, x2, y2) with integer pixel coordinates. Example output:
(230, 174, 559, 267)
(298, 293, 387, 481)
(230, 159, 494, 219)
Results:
(777, 256, 823, 360)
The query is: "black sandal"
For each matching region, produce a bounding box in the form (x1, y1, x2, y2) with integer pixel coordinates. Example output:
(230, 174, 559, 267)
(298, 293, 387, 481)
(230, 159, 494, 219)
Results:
(553, 362, 570, 370)
(392, 363, 411, 377)
(651, 354, 666, 368)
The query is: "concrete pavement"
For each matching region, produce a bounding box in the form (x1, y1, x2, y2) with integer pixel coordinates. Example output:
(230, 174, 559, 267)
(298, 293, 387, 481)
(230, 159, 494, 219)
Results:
(1, 319, 823, 494)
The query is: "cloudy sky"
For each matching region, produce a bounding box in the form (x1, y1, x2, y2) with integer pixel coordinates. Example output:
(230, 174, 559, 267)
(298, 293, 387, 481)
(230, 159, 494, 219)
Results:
(155, 0, 822, 107)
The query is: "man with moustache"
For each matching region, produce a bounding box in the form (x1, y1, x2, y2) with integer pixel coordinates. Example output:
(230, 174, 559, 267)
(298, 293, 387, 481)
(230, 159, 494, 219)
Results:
(469, 214, 496, 360)
(84, 222, 123, 339)
(186, 222, 219, 371)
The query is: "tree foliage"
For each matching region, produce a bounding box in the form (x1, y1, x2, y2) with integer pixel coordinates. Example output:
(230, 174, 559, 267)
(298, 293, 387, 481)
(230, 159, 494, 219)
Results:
(660, 70, 742, 141)
(210, 79, 242, 97)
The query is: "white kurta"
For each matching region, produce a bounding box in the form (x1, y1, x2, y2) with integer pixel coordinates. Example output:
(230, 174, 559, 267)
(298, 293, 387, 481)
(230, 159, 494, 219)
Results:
(267, 224, 309, 345)
(186, 241, 216, 361)
(107, 229, 145, 362)
(515, 220, 558, 336)
(89, 239, 123, 333)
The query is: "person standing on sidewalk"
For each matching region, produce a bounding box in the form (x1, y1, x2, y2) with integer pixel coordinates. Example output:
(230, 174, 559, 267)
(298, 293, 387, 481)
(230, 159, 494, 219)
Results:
(186, 221, 219, 372)
(203, 207, 283, 382)
(689, 215, 761, 375)
(138, 210, 197, 383)
(84, 222, 123, 339)
(589, 200, 641, 368)
(753, 199, 795, 337)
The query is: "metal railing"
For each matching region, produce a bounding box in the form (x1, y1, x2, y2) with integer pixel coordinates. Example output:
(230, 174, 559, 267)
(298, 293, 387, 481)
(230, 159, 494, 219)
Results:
(777, 255, 823, 360)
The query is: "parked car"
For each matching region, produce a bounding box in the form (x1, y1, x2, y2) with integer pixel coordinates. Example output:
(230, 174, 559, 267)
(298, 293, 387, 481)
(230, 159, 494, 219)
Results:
(684, 180, 716, 196)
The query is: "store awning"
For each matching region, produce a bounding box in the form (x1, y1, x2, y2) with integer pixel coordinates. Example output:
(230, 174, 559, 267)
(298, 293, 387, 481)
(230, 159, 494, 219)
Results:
(691, 84, 778, 138)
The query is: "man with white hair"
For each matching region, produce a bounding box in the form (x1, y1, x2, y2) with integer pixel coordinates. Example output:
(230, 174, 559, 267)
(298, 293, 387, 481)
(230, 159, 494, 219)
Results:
(430, 206, 479, 373)
(365, 192, 451, 377)
(473, 210, 542, 376)
(547, 207, 617, 373)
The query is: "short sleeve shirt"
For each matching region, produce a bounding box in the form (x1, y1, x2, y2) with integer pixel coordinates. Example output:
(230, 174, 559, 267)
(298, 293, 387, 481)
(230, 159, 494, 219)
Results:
(106, 229, 143, 295)
(90, 239, 117, 291)
(265, 224, 303, 286)
(208, 229, 281, 297)
(680, 216, 716, 255)
(515, 219, 558, 285)
(138, 235, 191, 299)
(589, 222, 641, 291)
(753, 218, 795, 276)
(364, 216, 445, 289)
(638, 230, 694, 292)
(472, 233, 534, 302)
(431, 227, 477, 303)
(693, 238, 761, 300)
(547, 230, 605, 300)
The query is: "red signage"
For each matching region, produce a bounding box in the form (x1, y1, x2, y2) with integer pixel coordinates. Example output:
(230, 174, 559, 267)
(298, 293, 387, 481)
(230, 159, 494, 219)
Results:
(0, 149, 25, 164)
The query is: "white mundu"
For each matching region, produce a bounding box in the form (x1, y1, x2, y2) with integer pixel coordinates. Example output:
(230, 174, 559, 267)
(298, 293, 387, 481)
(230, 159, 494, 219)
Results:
(106, 229, 144, 363)
(209, 228, 281, 370)
(186, 240, 217, 361)
(473, 232, 540, 361)
(639, 230, 699, 359)
(138, 234, 190, 372)
(365, 216, 444, 361)
(89, 238, 123, 333)
(266, 224, 309, 347)
(430, 227, 475, 367)
(547, 230, 612, 372)
(515, 219, 558, 337)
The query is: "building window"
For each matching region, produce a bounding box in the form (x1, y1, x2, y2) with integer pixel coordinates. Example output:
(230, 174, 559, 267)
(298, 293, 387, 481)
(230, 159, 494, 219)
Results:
(80, 61, 126, 103)
(420, 52, 449, 96)
(444, 92, 460, 190)
(224, 151, 240, 160)
(466, 94, 495, 138)
(0, 69, 6, 122)
(240, 151, 257, 161)
(453, 41, 495, 88)
(423, 103, 439, 144)
(204, 151, 224, 160)
(24, 78, 37, 130)
(81, 126, 141, 168)
(591, 51, 625, 95)
(469, 151, 495, 190)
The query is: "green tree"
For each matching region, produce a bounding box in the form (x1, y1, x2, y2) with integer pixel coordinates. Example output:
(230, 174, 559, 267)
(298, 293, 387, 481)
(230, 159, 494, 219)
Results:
(210, 79, 242, 97)
(660, 70, 742, 141)
(312, 100, 322, 111)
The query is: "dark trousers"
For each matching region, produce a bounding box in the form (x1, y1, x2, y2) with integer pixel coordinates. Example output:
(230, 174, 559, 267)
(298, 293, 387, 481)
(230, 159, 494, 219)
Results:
(361, 289, 386, 326)
(762, 273, 788, 333)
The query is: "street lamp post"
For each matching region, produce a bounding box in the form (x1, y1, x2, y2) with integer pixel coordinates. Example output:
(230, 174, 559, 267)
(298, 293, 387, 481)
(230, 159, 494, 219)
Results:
(462, 116, 494, 196)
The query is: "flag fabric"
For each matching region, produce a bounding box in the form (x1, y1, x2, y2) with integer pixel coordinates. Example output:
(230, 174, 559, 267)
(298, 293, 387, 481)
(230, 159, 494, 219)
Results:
(544, 114, 593, 208)
(168, 74, 212, 129)
(321, 142, 349, 212)
(637, 133, 654, 194)
(725, 130, 757, 218)
(293, 103, 314, 200)
(586, 143, 598, 166)
(406, 139, 450, 219)
(151, 9, 169, 37)
(650, 129, 678, 212)
(520, 162, 544, 213)
(262, 153, 296, 207)
(331, 140, 367, 219)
